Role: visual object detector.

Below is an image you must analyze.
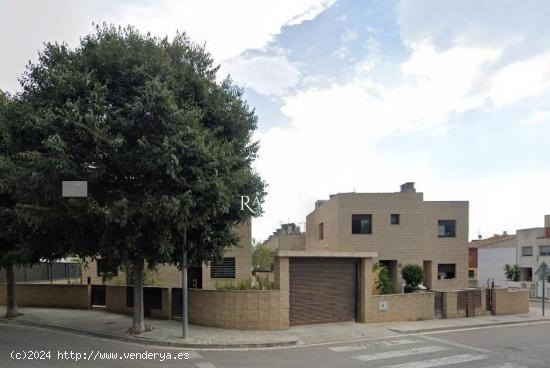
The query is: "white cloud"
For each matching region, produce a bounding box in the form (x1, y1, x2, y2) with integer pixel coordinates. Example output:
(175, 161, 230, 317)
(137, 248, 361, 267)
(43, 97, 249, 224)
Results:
(221, 54, 301, 96)
(520, 110, 550, 126)
(0, 0, 335, 92)
(253, 40, 550, 240)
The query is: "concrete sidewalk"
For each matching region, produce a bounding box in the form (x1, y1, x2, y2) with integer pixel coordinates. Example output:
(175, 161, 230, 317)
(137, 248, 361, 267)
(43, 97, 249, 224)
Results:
(1, 303, 549, 349)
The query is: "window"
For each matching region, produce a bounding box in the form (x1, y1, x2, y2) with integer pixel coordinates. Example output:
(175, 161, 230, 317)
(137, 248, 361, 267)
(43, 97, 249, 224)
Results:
(468, 270, 475, 279)
(210, 257, 236, 278)
(352, 214, 372, 234)
(540, 246, 550, 256)
(318, 222, 324, 240)
(97, 259, 118, 277)
(390, 214, 400, 225)
(522, 246, 533, 256)
(437, 264, 456, 279)
(438, 220, 456, 238)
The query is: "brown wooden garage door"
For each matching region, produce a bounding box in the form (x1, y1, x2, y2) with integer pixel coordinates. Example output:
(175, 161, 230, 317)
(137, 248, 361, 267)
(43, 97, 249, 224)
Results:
(289, 258, 358, 326)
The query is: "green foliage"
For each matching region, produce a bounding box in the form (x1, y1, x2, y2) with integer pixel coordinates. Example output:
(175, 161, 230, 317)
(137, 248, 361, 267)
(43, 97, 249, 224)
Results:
(12, 24, 266, 270)
(401, 264, 423, 293)
(252, 241, 274, 271)
(215, 276, 273, 290)
(504, 264, 521, 282)
(378, 267, 393, 294)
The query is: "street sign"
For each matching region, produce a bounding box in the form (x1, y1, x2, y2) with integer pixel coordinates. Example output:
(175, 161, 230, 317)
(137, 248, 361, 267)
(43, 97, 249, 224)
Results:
(535, 262, 550, 316)
(535, 262, 550, 281)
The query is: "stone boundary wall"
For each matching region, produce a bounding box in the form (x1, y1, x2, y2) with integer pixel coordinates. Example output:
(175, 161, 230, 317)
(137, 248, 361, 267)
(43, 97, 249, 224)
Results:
(188, 289, 288, 330)
(442, 289, 486, 318)
(0, 284, 90, 309)
(366, 292, 434, 323)
(105, 286, 171, 320)
(492, 288, 529, 315)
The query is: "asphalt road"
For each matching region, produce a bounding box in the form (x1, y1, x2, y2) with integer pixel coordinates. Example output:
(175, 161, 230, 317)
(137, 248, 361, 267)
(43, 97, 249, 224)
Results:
(1, 322, 550, 368)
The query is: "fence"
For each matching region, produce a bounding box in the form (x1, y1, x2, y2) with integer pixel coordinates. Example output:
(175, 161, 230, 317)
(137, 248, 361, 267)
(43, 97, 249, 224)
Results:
(0, 263, 81, 283)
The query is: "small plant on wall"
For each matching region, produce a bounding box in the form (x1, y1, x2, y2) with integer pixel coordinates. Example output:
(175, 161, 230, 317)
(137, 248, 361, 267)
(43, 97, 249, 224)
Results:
(401, 264, 423, 293)
(373, 262, 393, 295)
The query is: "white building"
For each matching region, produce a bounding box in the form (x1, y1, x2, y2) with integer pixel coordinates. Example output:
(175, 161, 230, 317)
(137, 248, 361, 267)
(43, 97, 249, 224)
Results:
(517, 215, 550, 298)
(470, 233, 516, 288)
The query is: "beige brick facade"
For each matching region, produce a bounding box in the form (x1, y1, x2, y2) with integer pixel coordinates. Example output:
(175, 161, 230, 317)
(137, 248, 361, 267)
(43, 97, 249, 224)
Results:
(304, 186, 468, 291)
(0, 284, 91, 309)
(366, 293, 435, 323)
(81, 221, 252, 290)
(188, 289, 288, 330)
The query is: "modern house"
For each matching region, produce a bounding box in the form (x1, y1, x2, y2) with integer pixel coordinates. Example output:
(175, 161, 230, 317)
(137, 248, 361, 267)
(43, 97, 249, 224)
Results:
(81, 221, 252, 290)
(469, 232, 516, 288)
(261, 223, 305, 252)
(517, 215, 550, 297)
(301, 182, 468, 292)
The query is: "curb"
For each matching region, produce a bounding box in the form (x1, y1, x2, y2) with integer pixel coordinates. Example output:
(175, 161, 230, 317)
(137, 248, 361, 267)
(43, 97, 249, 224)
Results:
(0, 318, 299, 350)
(389, 318, 550, 334)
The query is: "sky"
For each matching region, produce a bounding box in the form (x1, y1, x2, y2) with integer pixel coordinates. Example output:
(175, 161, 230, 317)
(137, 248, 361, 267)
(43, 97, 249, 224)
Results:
(1, 0, 550, 242)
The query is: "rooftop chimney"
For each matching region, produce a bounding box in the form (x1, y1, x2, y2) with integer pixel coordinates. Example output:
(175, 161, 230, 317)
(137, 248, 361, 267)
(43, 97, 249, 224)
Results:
(315, 200, 327, 209)
(400, 182, 416, 193)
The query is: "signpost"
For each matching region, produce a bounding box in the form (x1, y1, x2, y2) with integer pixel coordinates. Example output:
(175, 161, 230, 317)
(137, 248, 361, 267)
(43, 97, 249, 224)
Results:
(535, 262, 550, 316)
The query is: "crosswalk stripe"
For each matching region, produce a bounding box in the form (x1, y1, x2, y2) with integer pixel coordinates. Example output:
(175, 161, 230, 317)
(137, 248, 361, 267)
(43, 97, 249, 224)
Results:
(353, 346, 450, 362)
(329, 338, 421, 352)
(380, 353, 487, 368)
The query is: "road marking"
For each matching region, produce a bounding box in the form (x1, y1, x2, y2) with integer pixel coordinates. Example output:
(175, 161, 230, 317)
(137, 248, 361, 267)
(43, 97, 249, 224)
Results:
(419, 334, 491, 353)
(329, 338, 421, 352)
(195, 363, 216, 368)
(353, 346, 450, 362)
(187, 351, 202, 359)
(380, 354, 487, 368)
(376, 338, 423, 347)
(482, 363, 528, 368)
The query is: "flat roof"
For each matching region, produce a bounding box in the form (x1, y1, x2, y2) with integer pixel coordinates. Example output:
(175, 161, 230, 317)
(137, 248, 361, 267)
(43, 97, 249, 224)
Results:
(277, 250, 378, 258)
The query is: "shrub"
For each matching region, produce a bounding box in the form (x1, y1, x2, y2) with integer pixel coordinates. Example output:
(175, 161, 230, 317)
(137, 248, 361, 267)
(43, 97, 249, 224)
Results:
(378, 267, 393, 294)
(215, 277, 273, 290)
(504, 264, 520, 282)
(401, 264, 423, 293)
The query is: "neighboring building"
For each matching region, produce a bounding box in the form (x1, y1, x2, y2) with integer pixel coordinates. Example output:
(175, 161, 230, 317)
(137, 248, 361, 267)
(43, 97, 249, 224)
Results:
(468, 246, 478, 287)
(261, 223, 305, 251)
(469, 232, 516, 288)
(303, 182, 469, 292)
(81, 221, 252, 290)
(517, 215, 550, 297)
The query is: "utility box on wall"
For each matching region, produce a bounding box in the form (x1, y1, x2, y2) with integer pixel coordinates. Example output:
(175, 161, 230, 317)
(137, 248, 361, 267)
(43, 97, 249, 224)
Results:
(378, 300, 388, 311)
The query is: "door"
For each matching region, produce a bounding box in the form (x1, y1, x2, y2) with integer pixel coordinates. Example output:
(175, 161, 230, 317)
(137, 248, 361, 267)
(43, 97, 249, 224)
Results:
(289, 258, 358, 326)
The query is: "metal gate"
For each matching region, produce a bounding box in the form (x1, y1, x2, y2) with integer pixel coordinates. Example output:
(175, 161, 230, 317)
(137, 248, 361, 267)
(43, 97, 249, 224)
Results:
(457, 289, 481, 317)
(289, 258, 358, 326)
(91, 285, 106, 306)
(486, 288, 493, 312)
(434, 291, 444, 318)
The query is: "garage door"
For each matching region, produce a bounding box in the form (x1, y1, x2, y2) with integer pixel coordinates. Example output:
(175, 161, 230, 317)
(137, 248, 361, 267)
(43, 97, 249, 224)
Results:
(289, 258, 358, 326)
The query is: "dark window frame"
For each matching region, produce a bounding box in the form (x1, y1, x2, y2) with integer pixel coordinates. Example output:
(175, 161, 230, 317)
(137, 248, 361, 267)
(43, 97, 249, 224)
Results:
(210, 257, 236, 279)
(97, 259, 118, 277)
(352, 214, 372, 234)
(318, 222, 324, 240)
(540, 246, 550, 256)
(438, 220, 456, 238)
(437, 263, 456, 280)
(522, 246, 533, 256)
(390, 214, 400, 225)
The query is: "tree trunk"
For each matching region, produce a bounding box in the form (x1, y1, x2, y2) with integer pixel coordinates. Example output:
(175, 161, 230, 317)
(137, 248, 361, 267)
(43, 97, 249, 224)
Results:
(131, 258, 145, 334)
(6, 264, 19, 318)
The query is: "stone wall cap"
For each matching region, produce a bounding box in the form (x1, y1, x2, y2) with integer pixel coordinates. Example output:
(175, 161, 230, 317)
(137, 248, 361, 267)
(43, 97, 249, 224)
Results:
(276, 250, 377, 258)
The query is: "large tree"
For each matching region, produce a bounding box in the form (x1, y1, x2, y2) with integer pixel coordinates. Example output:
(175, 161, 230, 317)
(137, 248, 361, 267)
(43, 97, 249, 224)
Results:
(17, 25, 265, 333)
